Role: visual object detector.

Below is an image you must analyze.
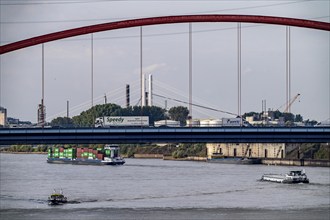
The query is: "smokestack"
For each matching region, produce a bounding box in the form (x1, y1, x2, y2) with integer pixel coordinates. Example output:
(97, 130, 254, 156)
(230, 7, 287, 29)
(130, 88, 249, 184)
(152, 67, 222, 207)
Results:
(142, 74, 146, 107)
(38, 99, 46, 127)
(148, 74, 153, 106)
(126, 84, 130, 108)
(67, 100, 69, 118)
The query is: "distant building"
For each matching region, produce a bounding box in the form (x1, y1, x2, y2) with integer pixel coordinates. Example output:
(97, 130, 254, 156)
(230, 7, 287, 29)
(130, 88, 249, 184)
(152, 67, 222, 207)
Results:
(206, 143, 301, 159)
(0, 107, 7, 127)
(7, 117, 32, 128)
(246, 115, 285, 126)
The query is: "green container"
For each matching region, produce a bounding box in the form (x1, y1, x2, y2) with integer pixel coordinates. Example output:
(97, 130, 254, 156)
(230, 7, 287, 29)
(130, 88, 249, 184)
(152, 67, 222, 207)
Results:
(105, 150, 110, 156)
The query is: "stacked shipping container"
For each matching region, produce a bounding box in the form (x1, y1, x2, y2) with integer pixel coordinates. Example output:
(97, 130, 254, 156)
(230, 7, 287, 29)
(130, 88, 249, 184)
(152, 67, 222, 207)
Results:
(48, 147, 104, 160)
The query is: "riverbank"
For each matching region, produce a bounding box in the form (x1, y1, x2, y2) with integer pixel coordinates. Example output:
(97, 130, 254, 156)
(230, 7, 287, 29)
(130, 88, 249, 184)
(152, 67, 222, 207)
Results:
(132, 154, 330, 167)
(1, 152, 329, 167)
(0, 151, 47, 154)
(262, 158, 330, 167)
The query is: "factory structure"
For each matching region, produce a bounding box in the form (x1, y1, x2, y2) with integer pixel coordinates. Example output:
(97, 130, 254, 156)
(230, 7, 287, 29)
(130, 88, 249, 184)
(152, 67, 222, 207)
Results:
(141, 74, 153, 107)
(206, 143, 301, 159)
(0, 107, 7, 127)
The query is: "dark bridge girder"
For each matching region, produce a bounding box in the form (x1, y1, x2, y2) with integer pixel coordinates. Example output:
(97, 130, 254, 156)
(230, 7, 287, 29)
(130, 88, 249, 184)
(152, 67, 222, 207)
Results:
(1, 14, 329, 54)
(0, 127, 329, 145)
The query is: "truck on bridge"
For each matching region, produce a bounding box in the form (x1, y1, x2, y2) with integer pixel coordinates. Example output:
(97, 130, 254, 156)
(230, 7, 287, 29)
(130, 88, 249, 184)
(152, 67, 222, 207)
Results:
(187, 118, 251, 127)
(95, 116, 149, 127)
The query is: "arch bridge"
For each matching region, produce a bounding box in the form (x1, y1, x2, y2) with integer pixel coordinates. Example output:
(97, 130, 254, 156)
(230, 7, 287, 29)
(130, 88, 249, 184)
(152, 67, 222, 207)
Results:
(1, 14, 329, 54)
(0, 15, 329, 145)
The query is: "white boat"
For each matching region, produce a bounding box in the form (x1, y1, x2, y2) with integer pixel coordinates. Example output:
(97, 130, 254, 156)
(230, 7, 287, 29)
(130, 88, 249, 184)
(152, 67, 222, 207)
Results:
(261, 170, 309, 184)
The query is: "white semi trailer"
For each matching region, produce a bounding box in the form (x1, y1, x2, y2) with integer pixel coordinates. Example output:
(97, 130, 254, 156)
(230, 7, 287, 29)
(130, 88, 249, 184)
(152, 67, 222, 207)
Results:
(95, 116, 149, 127)
(221, 118, 250, 127)
(186, 118, 250, 127)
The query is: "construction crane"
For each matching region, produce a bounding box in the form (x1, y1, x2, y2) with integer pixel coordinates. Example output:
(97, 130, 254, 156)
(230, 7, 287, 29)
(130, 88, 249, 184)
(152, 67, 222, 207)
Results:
(276, 93, 301, 113)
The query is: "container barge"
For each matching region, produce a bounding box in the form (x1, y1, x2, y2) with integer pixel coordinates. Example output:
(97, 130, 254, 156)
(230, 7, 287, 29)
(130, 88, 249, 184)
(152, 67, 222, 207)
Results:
(47, 145, 125, 165)
(261, 170, 309, 184)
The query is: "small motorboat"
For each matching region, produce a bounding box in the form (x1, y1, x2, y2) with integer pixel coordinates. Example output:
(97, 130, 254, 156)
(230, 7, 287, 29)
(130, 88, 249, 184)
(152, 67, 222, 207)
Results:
(48, 189, 68, 205)
(261, 169, 309, 184)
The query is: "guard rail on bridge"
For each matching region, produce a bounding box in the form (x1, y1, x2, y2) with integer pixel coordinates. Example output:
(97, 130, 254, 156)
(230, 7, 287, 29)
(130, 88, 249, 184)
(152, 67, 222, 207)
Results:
(0, 127, 329, 145)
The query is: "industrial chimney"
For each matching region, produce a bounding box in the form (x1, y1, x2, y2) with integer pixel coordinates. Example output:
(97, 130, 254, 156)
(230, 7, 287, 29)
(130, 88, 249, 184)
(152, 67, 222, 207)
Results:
(37, 99, 46, 127)
(126, 84, 130, 108)
(141, 74, 146, 107)
(148, 74, 153, 106)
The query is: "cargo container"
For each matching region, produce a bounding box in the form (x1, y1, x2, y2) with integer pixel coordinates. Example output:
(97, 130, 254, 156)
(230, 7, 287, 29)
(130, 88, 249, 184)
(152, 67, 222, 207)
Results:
(47, 145, 125, 165)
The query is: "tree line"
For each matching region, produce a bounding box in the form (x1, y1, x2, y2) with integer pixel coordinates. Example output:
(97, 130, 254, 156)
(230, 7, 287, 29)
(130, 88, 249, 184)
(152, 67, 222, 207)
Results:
(51, 103, 316, 128)
(50, 103, 189, 127)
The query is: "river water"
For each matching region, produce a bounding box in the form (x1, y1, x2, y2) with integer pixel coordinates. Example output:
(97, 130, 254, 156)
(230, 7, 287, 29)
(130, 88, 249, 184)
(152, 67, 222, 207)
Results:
(0, 153, 329, 220)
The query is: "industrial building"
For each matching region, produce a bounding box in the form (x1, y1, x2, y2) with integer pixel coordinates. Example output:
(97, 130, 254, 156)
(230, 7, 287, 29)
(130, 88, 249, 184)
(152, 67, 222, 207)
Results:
(206, 143, 301, 159)
(0, 107, 7, 127)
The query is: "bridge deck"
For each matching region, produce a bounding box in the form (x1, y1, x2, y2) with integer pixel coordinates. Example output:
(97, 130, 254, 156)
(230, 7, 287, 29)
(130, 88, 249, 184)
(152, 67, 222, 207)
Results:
(0, 127, 329, 145)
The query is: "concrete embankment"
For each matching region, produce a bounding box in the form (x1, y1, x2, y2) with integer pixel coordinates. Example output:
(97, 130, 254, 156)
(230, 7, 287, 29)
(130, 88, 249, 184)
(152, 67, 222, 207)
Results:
(133, 154, 163, 159)
(134, 154, 329, 167)
(163, 156, 207, 161)
(261, 158, 330, 167)
(0, 151, 47, 155)
(133, 154, 207, 161)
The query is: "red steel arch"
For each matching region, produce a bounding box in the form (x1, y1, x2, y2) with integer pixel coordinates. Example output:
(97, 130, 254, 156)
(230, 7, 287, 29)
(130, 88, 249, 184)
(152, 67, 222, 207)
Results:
(1, 14, 329, 54)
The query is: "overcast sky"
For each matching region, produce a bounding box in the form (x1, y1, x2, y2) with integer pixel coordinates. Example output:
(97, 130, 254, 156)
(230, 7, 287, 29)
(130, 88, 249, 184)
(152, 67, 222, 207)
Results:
(0, 0, 329, 123)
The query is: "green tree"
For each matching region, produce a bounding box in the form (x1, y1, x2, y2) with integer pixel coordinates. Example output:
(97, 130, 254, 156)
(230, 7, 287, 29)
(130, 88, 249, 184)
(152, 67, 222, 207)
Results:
(295, 114, 303, 122)
(168, 106, 189, 126)
(171, 143, 206, 158)
(72, 104, 166, 127)
(282, 112, 295, 124)
(51, 117, 74, 128)
(242, 112, 260, 119)
(72, 103, 123, 127)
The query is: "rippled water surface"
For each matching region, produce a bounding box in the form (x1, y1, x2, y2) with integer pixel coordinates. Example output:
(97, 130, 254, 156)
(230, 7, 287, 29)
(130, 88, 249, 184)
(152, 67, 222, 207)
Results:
(1, 154, 329, 219)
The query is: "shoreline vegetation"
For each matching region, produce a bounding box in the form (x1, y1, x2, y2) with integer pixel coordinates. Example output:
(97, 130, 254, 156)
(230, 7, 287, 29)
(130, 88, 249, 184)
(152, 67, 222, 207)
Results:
(1, 150, 329, 167)
(0, 143, 207, 159)
(1, 143, 329, 167)
(0, 144, 330, 167)
(0, 151, 47, 154)
(1, 143, 329, 159)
